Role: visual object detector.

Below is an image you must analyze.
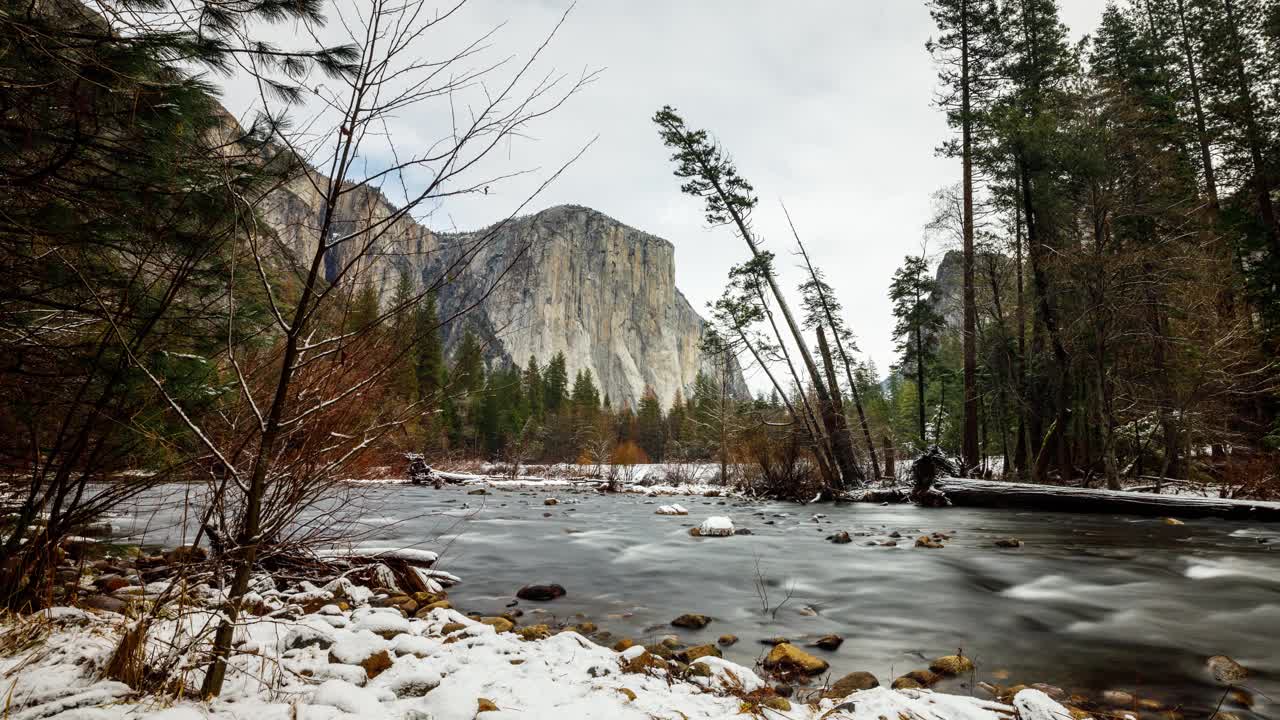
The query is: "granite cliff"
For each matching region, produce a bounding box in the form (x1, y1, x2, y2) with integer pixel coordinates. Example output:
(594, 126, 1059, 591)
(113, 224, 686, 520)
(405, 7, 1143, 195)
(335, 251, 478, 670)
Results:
(260, 174, 745, 407)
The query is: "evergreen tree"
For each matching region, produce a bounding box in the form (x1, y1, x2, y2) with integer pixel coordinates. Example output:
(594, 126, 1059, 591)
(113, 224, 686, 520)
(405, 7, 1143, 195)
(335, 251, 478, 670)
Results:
(636, 387, 666, 461)
(523, 356, 545, 422)
(889, 255, 946, 447)
(543, 352, 569, 414)
(415, 292, 446, 406)
(350, 282, 382, 331)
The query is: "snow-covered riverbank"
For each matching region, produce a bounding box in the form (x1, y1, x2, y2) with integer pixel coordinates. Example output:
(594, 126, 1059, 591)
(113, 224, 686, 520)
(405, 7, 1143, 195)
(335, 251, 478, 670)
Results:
(1, 576, 1086, 720)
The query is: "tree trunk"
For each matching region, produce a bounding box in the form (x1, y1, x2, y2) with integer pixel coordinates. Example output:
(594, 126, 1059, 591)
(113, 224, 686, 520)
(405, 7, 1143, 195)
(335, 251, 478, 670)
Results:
(931, 478, 1280, 521)
(1222, 0, 1280, 253)
(816, 325, 864, 483)
(960, 0, 980, 477)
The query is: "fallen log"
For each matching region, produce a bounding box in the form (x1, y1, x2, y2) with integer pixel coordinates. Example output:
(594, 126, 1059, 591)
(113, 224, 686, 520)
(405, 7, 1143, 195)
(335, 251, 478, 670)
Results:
(932, 478, 1280, 522)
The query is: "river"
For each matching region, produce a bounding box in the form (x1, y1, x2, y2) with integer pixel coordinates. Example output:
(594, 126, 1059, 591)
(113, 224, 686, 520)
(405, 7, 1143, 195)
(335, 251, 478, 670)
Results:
(112, 482, 1279, 716)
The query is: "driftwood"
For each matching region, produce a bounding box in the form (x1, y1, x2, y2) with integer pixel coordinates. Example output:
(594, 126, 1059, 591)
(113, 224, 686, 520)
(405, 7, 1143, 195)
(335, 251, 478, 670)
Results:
(932, 478, 1280, 522)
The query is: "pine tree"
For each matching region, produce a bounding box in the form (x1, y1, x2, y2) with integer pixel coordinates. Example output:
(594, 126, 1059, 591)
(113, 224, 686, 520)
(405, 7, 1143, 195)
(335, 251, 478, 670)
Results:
(889, 256, 946, 447)
(523, 356, 545, 422)
(636, 387, 666, 461)
(350, 282, 382, 331)
(544, 352, 569, 414)
(415, 292, 446, 406)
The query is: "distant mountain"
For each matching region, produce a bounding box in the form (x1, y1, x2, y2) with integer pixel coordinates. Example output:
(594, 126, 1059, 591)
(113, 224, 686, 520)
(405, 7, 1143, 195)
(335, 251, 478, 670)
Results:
(259, 172, 746, 407)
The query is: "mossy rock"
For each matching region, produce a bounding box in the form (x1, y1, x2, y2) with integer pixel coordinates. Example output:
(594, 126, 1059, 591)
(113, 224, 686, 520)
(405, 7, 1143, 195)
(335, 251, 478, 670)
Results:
(929, 654, 975, 675)
(762, 643, 829, 676)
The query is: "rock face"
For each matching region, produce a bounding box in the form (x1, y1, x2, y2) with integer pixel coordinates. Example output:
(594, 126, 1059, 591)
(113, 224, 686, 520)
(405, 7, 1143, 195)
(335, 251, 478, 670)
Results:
(260, 172, 746, 407)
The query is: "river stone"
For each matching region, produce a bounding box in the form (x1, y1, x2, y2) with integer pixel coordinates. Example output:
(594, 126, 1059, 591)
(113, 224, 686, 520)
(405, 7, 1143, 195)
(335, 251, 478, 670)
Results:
(518, 624, 552, 641)
(811, 634, 843, 651)
(995, 538, 1024, 548)
(717, 634, 738, 646)
(671, 613, 711, 629)
(544, 498, 558, 505)
(467, 488, 487, 495)
(824, 671, 880, 698)
(930, 654, 975, 675)
(763, 698, 791, 711)
(696, 516, 734, 537)
(1207, 655, 1248, 684)
(1101, 690, 1136, 707)
(516, 584, 566, 601)
(916, 535, 945, 549)
(828, 531, 852, 544)
(763, 643, 829, 676)
(892, 669, 940, 689)
(675, 644, 721, 663)
(479, 617, 514, 633)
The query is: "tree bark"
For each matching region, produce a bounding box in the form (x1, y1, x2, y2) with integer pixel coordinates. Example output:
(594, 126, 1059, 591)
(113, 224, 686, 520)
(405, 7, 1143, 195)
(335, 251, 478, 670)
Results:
(960, 0, 981, 476)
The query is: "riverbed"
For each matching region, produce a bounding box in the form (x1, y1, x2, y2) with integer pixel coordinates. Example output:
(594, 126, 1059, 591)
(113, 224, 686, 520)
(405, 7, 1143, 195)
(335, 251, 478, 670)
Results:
(112, 482, 1279, 716)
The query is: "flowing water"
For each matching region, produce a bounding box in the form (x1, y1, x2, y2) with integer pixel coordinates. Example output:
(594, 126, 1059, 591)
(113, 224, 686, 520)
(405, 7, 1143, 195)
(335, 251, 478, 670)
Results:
(113, 483, 1280, 716)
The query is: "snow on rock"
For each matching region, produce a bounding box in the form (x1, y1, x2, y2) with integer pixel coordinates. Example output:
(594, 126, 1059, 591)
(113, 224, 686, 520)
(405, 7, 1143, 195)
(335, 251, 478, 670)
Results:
(697, 516, 734, 537)
(1014, 688, 1088, 720)
(311, 678, 390, 715)
(656, 504, 689, 516)
(820, 687, 1015, 720)
(352, 609, 412, 639)
(690, 656, 765, 692)
(328, 629, 392, 665)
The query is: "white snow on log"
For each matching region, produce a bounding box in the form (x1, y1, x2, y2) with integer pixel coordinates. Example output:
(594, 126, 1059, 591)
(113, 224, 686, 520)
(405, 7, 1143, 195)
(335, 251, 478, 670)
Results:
(656, 504, 689, 515)
(698, 516, 734, 536)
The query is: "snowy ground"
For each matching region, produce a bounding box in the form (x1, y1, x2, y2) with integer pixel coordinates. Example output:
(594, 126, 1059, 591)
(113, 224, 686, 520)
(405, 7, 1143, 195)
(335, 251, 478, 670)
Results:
(1, 578, 1086, 720)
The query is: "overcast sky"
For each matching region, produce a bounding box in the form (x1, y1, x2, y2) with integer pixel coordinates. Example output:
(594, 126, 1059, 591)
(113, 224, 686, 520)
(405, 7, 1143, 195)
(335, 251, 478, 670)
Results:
(222, 0, 1110, 388)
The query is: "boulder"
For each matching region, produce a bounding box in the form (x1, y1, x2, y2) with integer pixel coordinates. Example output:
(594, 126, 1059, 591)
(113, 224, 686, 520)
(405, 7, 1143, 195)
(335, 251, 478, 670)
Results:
(517, 624, 552, 641)
(824, 671, 880, 698)
(467, 489, 488, 495)
(671, 613, 711, 629)
(544, 498, 559, 505)
(695, 516, 734, 537)
(1207, 655, 1248, 684)
(762, 643, 829, 676)
(717, 634, 738, 646)
(82, 594, 128, 614)
(916, 535, 945, 549)
(656, 504, 689, 516)
(285, 626, 335, 650)
(479, 617, 514, 633)
(95, 576, 130, 593)
(164, 545, 207, 564)
(516, 584, 566, 602)
(621, 650, 669, 674)
(828, 531, 852, 544)
(892, 669, 940, 689)
(930, 654, 975, 675)
(676, 644, 722, 663)
(994, 538, 1024, 548)
(613, 638, 635, 652)
(811, 634, 843, 651)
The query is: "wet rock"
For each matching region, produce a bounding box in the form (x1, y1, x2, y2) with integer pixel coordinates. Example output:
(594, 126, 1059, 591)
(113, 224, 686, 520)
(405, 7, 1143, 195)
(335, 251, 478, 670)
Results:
(671, 613, 711, 629)
(622, 650, 669, 674)
(1102, 690, 1137, 707)
(675, 644, 722, 663)
(480, 617, 514, 633)
(717, 634, 738, 646)
(763, 643, 829, 676)
(811, 634, 843, 651)
(613, 638, 635, 652)
(1030, 684, 1067, 701)
(762, 697, 791, 711)
(516, 584, 566, 601)
(930, 654, 975, 675)
(734, 528, 753, 535)
(1137, 698, 1164, 711)
(1161, 517, 1185, 526)
(467, 489, 487, 495)
(916, 535, 945, 549)
(544, 498, 558, 505)
(994, 538, 1024, 548)
(824, 671, 880, 698)
(828, 531, 852, 544)
(1207, 655, 1248, 684)
(440, 622, 468, 635)
(892, 669, 940, 689)
(889, 531, 902, 538)
(759, 636, 790, 645)
(774, 683, 794, 698)
(415, 600, 452, 617)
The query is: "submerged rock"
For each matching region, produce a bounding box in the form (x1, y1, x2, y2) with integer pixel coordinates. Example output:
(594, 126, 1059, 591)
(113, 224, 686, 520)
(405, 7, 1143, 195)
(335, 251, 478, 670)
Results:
(994, 538, 1024, 548)
(671, 613, 711, 629)
(828, 531, 852, 544)
(915, 535, 945, 549)
(810, 634, 843, 651)
(516, 584, 566, 601)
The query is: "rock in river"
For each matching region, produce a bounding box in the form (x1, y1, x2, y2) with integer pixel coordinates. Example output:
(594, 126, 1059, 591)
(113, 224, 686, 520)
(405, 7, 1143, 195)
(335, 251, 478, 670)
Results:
(763, 643, 829, 676)
(516, 584, 566, 602)
(824, 671, 880, 698)
(811, 634, 844, 651)
(930, 654, 975, 675)
(671, 613, 712, 629)
(828, 531, 852, 544)
(1207, 655, 1248, 684)
(694, 516, 734, 537)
